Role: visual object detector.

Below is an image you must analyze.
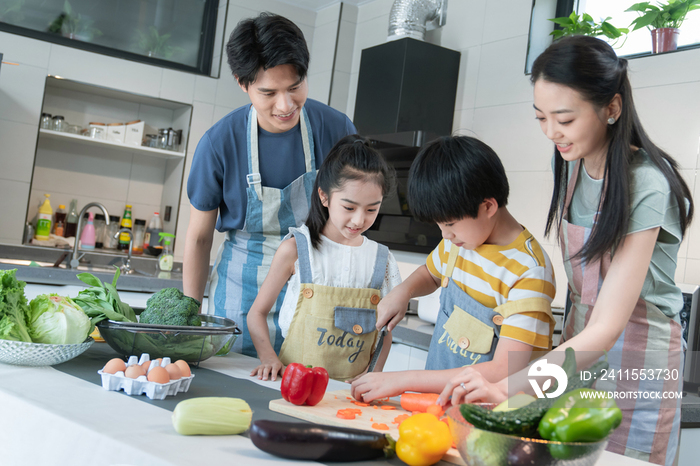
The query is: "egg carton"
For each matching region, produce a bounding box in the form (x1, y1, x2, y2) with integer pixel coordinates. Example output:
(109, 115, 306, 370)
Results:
(97, 354, 194, 400)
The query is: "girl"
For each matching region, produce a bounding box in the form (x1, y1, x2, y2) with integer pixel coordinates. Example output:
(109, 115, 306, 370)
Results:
(248, 135, 401, 382)
(439, 36, 693, 466)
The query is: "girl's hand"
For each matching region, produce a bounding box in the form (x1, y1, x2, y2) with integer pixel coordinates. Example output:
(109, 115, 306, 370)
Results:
(376, 288, 410, 332)
(350, 371, 405, 402)
(250, 357, 285, 382)
(438, 368, 508, 406)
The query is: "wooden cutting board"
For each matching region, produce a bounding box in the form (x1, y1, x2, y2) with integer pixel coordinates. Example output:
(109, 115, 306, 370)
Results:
(269, 389, 465, 465)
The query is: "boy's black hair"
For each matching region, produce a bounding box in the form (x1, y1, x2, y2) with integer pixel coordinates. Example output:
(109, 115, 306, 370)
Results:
(408, 136, 509, 224)
(226, 12, 310, 88)
(306, 135, 396, 250)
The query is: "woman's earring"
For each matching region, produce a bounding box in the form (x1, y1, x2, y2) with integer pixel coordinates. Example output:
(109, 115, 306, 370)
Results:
(607, 117, 616, 125)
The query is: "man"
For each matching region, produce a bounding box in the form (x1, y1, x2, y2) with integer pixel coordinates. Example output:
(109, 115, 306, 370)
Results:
(184, 13, 356, 357)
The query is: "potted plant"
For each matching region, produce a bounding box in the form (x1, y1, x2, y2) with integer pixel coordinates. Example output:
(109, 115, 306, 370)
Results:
(626, 0, 700, 53)
(549, 11, 629, 46)
(47, 0, 101, 42)
(0, 0, 25, 24)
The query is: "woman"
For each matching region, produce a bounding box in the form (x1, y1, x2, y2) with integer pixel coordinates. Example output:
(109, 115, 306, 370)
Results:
(439, 35, 693, 466)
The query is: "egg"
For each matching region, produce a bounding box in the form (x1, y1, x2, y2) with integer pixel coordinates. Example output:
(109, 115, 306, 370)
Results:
(141, 361, 151, 373)
(164, 363, 182, 380)
(125, 364, 145, 379)
(103, 358, 126, 374)
(147, 366, 170, 384)
(174, 359, 191, 377)
(153, 358, 163, 368)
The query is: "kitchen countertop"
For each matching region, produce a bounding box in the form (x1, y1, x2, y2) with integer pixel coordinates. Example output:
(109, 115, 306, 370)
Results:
(0, 343, 648, 466)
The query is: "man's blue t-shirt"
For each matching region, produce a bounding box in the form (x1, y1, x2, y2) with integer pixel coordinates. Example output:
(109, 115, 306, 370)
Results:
(187, 99, 356, 232)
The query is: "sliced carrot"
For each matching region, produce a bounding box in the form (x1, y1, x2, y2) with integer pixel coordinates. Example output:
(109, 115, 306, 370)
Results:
(392, 413, 411, 425)
(426, 403, 445, 417)
(370, 417, 374, 422)
(346, 396, 353, 400)
(380, 405, 396, 410)
(372, 423, 390, 430)
(351, 400, 371, 407)
(400, 392, 440, 413)
(336, 408, 363, 420)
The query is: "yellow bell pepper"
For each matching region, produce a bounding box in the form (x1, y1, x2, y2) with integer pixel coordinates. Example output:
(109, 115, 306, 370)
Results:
(396, 413, 452, 466)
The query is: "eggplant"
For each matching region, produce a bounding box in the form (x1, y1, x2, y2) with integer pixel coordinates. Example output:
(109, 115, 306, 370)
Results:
(249, 420, 396, 462)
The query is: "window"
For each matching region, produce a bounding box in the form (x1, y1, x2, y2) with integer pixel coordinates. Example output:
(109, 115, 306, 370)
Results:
(526, 0, 700, 73)
(0, 0, 220, 75)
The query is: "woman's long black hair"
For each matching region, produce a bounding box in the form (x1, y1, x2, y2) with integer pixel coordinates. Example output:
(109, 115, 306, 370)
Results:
(531, 35, 693, 262)
(305, 134, 396, 249)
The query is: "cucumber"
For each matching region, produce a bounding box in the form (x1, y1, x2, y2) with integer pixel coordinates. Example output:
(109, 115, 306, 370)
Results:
(460, 358, 609, 437)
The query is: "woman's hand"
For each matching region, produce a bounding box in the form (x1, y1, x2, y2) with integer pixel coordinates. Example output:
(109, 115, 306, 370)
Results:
(250, 357, 285, 382)
(350, 371, 406, 402)
(438, 367, 508, 406)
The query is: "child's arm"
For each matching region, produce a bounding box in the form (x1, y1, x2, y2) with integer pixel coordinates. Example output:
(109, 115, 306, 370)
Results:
(350, 367, 465, 402)
(376, 265, 440, 332)
(247, 238, 298, 381)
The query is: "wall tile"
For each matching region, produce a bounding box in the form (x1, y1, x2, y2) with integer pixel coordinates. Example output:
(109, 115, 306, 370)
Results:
(127, 157, 167, 205)
(628, 47, 700, 89)
(215, 70, 248, 110)
(0, 180, 29, 244)
(472, 101, 554, 173)
(229, 0, 317, 27)
(351, 14, 390, 74)
(0, 32, 51, 68)
(47, 45, 163, 98)
(187, 102, 216, 164)
(474, 35, 532, 108)
(308, 20, 339, 76)
(334, 19, 357, 74)
(452, 108, 475, 135)
(675, 257, 686, 285)
(482, 0, 532, 44)
(685, 169, 700, 260)
(455, 45, 481, 111)
(194, 76, 218, 104)
(633, 82, 700, 171)
(507, 171, 553, 248)
(684, 258, 700, 286)
(160, 69, 196, 104)
(384, 343, 411, 372)
(357, 0, 393, 24)
(329, 70, 350, 113)
(346, 71, 359, 120)
(315, 3, 341, 27)
(0, 62, 46, 125)
(341, 3, 359, 24)
(0, 120, 39, 183)
(308, 70, 332, 105)
(437, 0, 487, 51)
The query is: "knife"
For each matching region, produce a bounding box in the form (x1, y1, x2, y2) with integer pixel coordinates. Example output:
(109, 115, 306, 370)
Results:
(367, 326, 387, 372)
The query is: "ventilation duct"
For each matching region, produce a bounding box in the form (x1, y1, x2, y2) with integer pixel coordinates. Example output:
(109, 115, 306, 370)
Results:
(388, 0, 447, 41)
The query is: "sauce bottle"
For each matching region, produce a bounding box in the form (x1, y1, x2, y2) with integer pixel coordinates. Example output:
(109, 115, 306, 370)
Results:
(158, 232, 176, 271)
(144, 212, 163, 255)
(80, 212, 96, 250)
(54, 204, 67, 237)
(64, 199, 79, 238)
(118, 205, 133, 251)
(34, 194, 53, 241)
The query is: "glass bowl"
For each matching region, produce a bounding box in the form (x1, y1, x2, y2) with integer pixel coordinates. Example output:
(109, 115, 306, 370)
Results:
(97, 314, 240, 365)
(0, 337, 94, 366)
(445, 405, 608, 466)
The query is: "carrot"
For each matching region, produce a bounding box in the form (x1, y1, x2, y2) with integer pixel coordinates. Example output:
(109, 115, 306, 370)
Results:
(400, 392, 440, 413)
(372, 423, 390, 430)
(351, 400, 370, 407)
(392, 413, 411, 425)
(336, 408, 363, 420)
(426, 403, 445, 417)
(380, 405, 396, 410)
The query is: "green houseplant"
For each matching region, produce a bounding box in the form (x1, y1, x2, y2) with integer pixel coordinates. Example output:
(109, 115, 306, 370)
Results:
(47, 0, 101, 42)
(549, 11, 629, 45)
(626, 0, 700, 52)
(135, 26, 183, 60)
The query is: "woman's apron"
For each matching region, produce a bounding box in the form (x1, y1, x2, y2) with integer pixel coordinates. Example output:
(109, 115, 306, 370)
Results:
(426, 244, 550, 370)
(278, 230, 388, 381)
(208, 106, 317, 357)
(560, 160, 683, 466)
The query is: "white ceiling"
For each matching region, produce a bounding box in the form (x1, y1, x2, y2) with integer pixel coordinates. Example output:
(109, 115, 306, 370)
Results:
(276, 0, 374, 12)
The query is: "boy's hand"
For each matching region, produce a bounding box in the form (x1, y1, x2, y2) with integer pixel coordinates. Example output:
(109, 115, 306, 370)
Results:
(350, 371, 406, 402)
(250, 357, 285, 382)
(375, 288, 410, 332)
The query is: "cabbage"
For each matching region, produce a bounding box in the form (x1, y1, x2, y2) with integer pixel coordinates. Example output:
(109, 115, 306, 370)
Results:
(27, 294, 91, 344)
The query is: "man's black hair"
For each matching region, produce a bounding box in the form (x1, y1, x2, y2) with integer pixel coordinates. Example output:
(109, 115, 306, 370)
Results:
(408, 136, 509, 224)
(226, 12, 310, 88)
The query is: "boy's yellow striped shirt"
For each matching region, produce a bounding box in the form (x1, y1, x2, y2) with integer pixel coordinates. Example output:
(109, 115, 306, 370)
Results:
(426, 228, 556, 349)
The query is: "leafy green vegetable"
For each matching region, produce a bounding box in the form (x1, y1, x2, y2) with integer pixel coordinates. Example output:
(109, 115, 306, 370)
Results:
(0, 269, 32, 342)
(72, 267, 137, 326)
(27, 294, 91, 344)
(139, 288, 201, 326)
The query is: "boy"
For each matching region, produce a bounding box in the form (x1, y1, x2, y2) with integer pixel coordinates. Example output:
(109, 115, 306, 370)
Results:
(351, 136, 556, 401)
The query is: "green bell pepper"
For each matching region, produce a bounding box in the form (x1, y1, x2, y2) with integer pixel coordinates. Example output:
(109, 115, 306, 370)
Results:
(538, 388, 622, 443)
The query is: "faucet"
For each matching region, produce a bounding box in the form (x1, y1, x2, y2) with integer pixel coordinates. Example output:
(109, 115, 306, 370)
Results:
(114, 228, 134, 274)
(69, 203, 110, 269)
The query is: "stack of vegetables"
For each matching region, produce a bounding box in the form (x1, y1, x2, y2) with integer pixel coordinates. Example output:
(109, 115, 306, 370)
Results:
(0, 269, 92, 345)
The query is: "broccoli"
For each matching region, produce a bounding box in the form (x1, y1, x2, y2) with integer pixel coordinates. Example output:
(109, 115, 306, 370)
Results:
(138, 288, 202, 327)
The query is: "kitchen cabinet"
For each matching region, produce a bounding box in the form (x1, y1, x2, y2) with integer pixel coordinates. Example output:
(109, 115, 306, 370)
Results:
(26, 76, 192, 247)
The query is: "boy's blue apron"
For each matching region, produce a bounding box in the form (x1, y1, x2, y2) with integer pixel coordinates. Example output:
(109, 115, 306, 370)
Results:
(207, 105, 316, 357)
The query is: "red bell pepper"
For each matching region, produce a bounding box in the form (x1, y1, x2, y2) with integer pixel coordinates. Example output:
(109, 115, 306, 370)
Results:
(281, 363, 329, 406)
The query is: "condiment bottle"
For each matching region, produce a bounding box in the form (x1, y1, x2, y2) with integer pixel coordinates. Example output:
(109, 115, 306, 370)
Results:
(54, 204, 66, 237)
(80, 212, 96, 250)
(144, 212, 163, 255)
(64, 199, 79, 238)
(158, 232, 175, 271)
(94, 214, 106, 248)
(132, 219, 146, 254)
(34, 194, 53, 241)
(118, 205, 132, 251)
(105, 215, 121, 249)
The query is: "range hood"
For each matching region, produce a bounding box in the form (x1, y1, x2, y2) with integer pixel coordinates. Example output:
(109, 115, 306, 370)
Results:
(353, 37, 460, 147)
